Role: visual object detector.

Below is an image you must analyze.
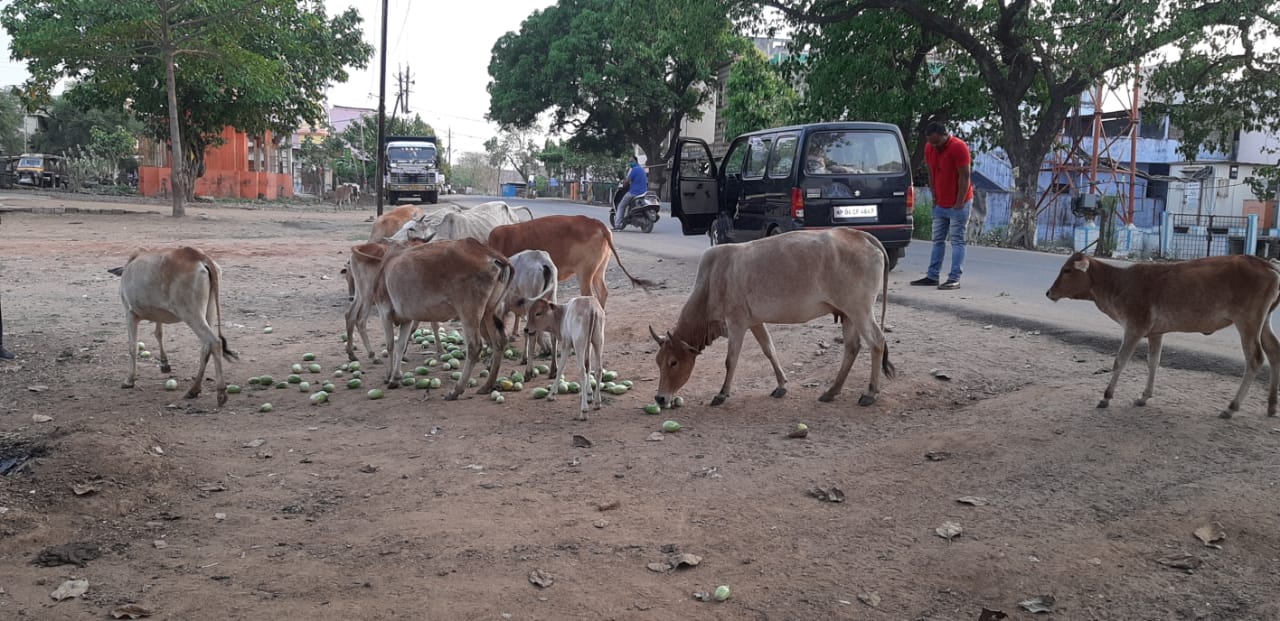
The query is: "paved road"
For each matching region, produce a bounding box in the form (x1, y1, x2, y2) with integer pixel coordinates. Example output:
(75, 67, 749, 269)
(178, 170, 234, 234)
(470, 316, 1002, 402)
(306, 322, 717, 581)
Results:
(448, 194, 1253, 376)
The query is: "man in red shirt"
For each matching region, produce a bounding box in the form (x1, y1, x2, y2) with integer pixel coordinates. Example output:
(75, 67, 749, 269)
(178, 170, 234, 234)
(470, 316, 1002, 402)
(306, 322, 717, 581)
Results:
(912, 122, 973, 290)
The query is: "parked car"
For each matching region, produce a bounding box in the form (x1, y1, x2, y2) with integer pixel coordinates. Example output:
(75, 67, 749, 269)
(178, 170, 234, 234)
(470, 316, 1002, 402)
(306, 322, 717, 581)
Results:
(15, 153, 69, 189)
(670, 121, 914, 270)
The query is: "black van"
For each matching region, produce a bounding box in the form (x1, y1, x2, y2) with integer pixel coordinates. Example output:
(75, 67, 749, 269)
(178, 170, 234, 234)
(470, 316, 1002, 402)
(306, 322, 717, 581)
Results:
(671, 121, 914, 270)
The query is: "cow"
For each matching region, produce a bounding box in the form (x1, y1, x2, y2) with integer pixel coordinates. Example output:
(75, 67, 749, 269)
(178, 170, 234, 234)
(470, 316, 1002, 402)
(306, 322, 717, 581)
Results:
(360, 238, 514, 399)
(486, 215, 653, 308)
(107, 247, 239, 406)
(520, 296, 605, 420)
(500, 250, 559, 375)
(1046, 251, 1280, 418)
(650, 228, 894, 408)
(333, 184, 355, 207)
(343, 237, 432, 363)
(389, 200, 533, 243)
(343, 205, 432, 300)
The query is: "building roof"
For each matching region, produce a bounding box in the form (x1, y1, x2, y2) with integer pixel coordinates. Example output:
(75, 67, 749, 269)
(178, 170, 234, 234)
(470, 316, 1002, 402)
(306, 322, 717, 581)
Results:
(498, 170, 527, 185)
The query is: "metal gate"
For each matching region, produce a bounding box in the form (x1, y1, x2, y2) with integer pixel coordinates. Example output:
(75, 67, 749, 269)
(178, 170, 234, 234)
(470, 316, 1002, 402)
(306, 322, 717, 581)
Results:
(1167, 213, 1249, 260)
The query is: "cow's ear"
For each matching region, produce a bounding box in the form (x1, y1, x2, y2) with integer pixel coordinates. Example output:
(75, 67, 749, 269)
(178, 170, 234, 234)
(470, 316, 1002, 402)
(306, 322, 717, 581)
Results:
(648, 325, 666, 344)
(1073, 257, 1090, 272)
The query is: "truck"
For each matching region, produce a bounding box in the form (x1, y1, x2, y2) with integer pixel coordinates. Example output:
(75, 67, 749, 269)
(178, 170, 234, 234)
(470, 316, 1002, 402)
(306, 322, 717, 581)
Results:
(383, 136, 444, 204)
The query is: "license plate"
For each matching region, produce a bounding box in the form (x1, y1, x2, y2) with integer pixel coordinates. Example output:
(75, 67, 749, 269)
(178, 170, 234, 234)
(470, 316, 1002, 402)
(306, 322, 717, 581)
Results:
(834, 205, 877, 219)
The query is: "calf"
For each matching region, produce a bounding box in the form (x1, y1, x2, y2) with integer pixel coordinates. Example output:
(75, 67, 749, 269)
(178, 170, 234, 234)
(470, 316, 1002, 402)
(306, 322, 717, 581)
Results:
(1047, 252, 1280, 418)
(502, 249, 559, 375)
(344, 238, 431, 362)
(108, 247, 239, 405)
(521, 296, 605, 420)
(333, 184, 355, 207)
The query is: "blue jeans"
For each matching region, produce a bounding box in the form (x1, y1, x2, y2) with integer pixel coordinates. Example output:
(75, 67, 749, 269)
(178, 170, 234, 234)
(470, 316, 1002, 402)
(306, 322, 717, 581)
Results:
(614, 192, 640, 228)
(928, 201, 971, 282)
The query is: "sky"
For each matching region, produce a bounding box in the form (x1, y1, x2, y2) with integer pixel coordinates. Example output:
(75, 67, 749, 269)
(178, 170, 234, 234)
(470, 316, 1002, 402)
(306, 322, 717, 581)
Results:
(0, 0, 556, 157)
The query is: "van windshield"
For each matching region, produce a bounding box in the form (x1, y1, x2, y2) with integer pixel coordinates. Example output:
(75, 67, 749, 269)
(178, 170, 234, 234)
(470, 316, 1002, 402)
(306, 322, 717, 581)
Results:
(804, 131, 905, 175)
(18, 158, 42, 168)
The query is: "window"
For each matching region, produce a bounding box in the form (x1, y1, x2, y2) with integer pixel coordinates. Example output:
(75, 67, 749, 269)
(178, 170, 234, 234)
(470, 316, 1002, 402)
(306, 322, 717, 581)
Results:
(679, 142, 713, 178)
(743, 136, 773, 178)
(767, 134, 798, 178)
(804, 131, 905, 175)
(721, 140, 749, 177)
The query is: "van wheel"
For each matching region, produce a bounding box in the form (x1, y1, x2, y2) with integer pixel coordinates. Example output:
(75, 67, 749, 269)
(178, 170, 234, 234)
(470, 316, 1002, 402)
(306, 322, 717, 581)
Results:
(765, 225, 781, 237)
(886, 254, 899, 271)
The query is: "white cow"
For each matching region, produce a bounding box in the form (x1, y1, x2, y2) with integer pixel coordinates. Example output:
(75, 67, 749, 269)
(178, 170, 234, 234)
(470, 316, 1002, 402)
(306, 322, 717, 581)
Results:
(501, 250, 559, 375)
(520, 296, 605, 420)
(390, 200, 534, 242)
(108, 246, 239, 405)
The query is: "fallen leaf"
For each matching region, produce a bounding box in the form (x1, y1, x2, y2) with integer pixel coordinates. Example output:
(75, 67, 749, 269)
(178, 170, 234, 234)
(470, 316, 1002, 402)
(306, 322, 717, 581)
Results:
(1158, 553, 1201, 570)
(956, 496, 989, 506)
(930, 369, 952, 381)
(646, 432, 664, 442)
(214, 512, 226, 521)
(593, 520, 608, 528)
(528, 569, 554, 588)
(596, 499, 621, 512)
(672, 553, 701, 569)
(198, 483, 226, 492)
(572, 434, 593, 448)
(692, 591, 712, 602)
(50, 579, 89, 601)
(936, 521, 963, 541)
(857, 592, 881, 608)
(71, 483, 99, 496)
(925, 451, 951, 462)
(646, 562, 670, 573)
(1193, 522, 1226, 548)
(110, 604, 154, 619)
(808, 487, 846, 503)
(32, 414, 53, 423)
(242, 438, 265, 448)
(358, 464, 378, 473)
(27, 385, 48, 392)
(1018, 595, 1055, 613)
(153, 540, 168, 549)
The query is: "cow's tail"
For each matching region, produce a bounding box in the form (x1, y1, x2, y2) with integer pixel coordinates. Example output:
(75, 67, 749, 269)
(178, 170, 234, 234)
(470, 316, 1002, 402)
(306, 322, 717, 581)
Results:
(486, 257, 517, 343)
(363, 244, 399, 323)
(514, 206, 535, 222)
(867, 234, 893, 379)
(605, 228, 655, 289)
(206, 259, 239, 362)
(534, 263, 556, 301)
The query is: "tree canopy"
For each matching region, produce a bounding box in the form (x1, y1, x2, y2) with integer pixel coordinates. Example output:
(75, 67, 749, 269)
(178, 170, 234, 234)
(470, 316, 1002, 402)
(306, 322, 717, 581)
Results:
(721, 46, 798, 141)
(754, 0, 1280, 248)
(488, 0, 742, 186)
(0, 91, 25, 155)
(27, 85, 145, 160)
(3, 0, 373, 215)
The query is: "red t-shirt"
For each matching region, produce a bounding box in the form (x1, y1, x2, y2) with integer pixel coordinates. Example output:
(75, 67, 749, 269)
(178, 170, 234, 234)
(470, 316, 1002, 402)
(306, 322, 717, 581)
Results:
(924, 135, 974, 208)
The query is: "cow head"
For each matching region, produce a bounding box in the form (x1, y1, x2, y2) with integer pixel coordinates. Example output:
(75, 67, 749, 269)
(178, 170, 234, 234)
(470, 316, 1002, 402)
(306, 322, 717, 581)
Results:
(389, 213, 437, 242)
(521, 298, 558, 336)
(1046, 252, 1093, 301)
(651, 325, 698, 408)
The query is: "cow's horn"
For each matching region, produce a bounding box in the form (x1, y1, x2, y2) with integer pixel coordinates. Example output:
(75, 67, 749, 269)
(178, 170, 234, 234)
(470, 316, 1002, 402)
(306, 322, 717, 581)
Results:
(648, 325, 666, 344)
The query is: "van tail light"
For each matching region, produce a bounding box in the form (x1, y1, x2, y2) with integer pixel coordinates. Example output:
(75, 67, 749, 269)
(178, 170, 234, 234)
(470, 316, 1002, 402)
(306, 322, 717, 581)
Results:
(791, 187, 804, 219)
(907, 185, 915, 213)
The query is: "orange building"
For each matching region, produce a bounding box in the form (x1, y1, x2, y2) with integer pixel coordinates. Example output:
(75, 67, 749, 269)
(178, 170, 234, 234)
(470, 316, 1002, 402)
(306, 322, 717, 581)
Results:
(138, 127, 294, 199)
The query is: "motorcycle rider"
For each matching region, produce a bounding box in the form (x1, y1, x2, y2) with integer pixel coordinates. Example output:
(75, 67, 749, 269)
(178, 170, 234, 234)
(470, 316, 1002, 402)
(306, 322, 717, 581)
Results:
(613, 156, 648, 231)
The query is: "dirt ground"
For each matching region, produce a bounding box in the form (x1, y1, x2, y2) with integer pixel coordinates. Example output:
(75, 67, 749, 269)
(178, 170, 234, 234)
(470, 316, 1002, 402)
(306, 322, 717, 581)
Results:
(2, 191, 1279, 621)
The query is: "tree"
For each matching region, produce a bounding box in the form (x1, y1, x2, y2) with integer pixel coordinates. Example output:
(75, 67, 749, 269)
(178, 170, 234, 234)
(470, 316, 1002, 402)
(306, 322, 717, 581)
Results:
(3, 0, 373, 216)
(782, 11, 988, 177)
(0, 91, 24, 155)
(297, 133, 346, 196)
(29, 87, 145, 163)
(722, 46, 799, 141)
(335, 112, 437, 188)
(754, 0, 1280, 248)
(450, 151, 499, 194)
(484, 130, 541, 184)
(487, 0, 742, 189)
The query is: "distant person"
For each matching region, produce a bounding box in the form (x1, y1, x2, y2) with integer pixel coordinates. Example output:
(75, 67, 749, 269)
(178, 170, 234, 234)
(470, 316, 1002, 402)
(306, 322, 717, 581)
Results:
(614, 156, 648, 231)
(912, 121, 973, 290)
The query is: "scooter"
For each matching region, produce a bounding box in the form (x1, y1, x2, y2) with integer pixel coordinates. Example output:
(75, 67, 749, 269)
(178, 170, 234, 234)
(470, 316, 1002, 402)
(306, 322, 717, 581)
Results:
(610, 187, 662, 233)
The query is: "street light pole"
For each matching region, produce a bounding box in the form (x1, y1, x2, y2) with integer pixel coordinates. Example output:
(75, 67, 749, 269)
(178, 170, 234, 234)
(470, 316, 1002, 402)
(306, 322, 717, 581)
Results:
(375, 0, 388, 217)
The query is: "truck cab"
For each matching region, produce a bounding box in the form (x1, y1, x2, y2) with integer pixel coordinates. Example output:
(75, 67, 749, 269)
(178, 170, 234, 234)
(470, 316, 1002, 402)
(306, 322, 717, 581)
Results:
(384, 136, 444, 204)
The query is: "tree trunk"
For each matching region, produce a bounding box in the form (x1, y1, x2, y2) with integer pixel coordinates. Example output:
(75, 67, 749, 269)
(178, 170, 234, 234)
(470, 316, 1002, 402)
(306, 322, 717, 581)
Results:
(640, 138, 666, 197)
(163, 45, 185, 217)
(1005, 159, 1042, 249)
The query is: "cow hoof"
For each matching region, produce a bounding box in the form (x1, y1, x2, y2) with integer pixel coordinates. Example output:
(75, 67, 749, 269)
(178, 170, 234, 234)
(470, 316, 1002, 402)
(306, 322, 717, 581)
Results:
(1219, 409, 1234, 419)
(121, 381, 135, 389)
(159, 363, 172, 374)
(1096, 400, 1110, 409)
(217, 392, 228, 407)
(857, 394, 876, 406)
(184, 389, 200, 400)
(1134, 397, 1148, 407)
(710, 394, 727, 406)
(444, 392, 459, 402)
(818, 392, 836, 403)
(770, 387, 787, 399)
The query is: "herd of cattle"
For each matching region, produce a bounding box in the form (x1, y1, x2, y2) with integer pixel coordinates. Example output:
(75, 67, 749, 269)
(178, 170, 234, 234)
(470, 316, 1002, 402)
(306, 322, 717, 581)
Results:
(103, 199, 1280, 421)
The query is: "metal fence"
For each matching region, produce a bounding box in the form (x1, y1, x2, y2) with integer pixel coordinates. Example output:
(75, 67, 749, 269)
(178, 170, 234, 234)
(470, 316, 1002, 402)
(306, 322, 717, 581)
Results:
(1165, 213, 1251, 260)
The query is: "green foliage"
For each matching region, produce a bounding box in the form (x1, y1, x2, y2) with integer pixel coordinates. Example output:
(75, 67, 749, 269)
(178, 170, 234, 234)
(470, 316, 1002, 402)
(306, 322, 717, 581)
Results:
(912, 196, 934, 241)
(487, 0, 740, 172)
(297, 134, 346, 194)
(723, 46, 798, 140)
(30, 86, 144, 163)
(2, 0, 374, 214)
(1247, 165, 1279, 202)
(0, 91, 24, 155)
(335, 113, 438, 186)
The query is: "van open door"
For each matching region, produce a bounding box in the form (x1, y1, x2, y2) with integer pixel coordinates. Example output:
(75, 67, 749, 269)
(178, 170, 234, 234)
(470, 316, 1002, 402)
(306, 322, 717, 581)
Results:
(672, 138, 719, 235)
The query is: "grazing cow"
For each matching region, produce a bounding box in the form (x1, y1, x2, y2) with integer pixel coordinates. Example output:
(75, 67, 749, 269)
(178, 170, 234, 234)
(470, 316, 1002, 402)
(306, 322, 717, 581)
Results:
(487, 215, 652, 308)
(389, 200, 533, 243)
(360, 239, 514, 399)
(1046, 252, 1280, 418)
(650, 229, 894, 408)
(343, 205, 431, 299)
(521, 296, 605, 420)
(500, 250, 560, 374)
(107, 247, 239, 405)
(343, 238, 432, 362)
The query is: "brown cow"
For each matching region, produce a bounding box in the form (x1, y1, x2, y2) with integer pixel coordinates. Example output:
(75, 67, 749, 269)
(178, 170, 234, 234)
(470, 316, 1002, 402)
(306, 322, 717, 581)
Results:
(486, 215, 652, 307)
(650, 228, 894, 408)
(343, 238, 432, 362)
(1046, 252, 1280, 418)
(108, 247, 239, 405)
(360, 239, 514, 399)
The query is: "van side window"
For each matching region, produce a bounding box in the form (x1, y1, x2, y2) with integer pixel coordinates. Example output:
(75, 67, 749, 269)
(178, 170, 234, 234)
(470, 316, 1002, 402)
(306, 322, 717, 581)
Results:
(767, 134, 798, 179)
(743, 136, 773, 179)
(722, 140, 748, 177)
(679, 142, 713, 179)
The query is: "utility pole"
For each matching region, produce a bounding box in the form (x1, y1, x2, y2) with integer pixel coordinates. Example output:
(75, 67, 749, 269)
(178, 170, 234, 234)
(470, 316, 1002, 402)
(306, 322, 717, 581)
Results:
(448, 127, 453, 168)
(375, 0, 388, 216)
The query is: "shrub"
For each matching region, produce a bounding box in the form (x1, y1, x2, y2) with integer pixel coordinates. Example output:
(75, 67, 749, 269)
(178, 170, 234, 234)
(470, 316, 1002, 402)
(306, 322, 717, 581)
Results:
(912, 194, 935, 241)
